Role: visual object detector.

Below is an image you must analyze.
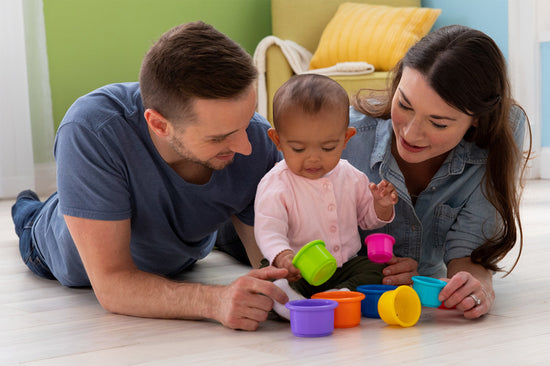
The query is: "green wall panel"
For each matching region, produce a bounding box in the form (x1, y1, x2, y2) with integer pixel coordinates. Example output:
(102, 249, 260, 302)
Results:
(43, 0, 271, 129)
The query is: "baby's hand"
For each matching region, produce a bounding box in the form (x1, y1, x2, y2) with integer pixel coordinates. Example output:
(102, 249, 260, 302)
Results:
(369, 180, 398, 207)
(273, 250, 302, 282)
(369, 180, 398, 221)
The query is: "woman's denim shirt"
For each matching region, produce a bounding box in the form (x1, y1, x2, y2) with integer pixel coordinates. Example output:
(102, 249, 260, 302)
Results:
(342, 106, 526, 278)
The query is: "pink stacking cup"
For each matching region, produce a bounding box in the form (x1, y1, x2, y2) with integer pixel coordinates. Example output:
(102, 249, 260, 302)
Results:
(364, 233, 395, 263)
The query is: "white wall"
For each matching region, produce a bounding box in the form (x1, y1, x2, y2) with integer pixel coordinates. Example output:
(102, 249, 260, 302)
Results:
(23, 0, 56, 195)
(535, 0, 550, 179)
(508, 0, 550, 179)
(0, 0, 56, 199)
(0, 0, 35, 198)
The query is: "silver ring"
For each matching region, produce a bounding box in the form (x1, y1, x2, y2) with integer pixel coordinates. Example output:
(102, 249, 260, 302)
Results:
(469, 293, 482, 306)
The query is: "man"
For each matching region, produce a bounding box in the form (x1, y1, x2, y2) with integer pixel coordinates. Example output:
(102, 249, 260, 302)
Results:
(11, 21, 288, 331)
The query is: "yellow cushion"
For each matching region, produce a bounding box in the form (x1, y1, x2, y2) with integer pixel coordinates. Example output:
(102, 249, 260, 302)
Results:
(309, 3, 441, 71)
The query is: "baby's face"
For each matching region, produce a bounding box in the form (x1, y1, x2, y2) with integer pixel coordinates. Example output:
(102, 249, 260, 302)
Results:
(270, 108, 355, 180)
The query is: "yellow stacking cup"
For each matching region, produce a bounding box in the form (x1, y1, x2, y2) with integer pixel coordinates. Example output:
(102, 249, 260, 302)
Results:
(377, 285, 421, 327)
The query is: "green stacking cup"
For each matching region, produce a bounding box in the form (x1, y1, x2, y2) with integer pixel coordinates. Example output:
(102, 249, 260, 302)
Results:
(292, 240, 337, 286)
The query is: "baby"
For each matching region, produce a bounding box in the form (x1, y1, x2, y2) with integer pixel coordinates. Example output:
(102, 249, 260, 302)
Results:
(254, 74, 398, 319)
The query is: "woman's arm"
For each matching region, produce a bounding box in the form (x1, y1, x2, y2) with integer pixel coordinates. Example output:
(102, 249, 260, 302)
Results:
(439, 257, 495, 319)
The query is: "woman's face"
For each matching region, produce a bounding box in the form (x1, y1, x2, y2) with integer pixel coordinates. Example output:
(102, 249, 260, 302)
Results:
(391, 67, 477, 164)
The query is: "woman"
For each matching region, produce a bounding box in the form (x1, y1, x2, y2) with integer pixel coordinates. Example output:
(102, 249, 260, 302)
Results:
(342, 24, 532, 319)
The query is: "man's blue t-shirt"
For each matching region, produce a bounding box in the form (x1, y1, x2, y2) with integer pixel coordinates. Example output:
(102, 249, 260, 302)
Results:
(32, 82, 280, 287)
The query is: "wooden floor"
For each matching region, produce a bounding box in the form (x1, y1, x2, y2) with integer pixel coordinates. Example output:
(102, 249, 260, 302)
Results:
(1, 179, 550, 365)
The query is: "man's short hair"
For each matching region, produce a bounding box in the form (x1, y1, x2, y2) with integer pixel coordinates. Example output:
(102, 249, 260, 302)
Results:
(139, 21, 257, 122)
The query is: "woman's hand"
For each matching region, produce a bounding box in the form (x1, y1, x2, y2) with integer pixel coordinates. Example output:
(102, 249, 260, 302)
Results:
(273, 249, 302, 282)
(439, 271, 495, 319)
(382, 256, 418, 286)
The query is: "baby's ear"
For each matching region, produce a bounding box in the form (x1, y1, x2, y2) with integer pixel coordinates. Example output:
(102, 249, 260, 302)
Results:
(344, 127, 357, 144)
(267, 128, 282, 150)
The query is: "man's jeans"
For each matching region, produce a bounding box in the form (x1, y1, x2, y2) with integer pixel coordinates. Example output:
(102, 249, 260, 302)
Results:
(11, 192, 55, 279)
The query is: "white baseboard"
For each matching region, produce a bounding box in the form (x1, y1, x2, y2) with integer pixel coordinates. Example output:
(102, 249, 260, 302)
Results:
(0, 174, 35, 199)
(0, 162, 56, 199)
(540, 147, 550, 179)
(34, 162, 56, 197)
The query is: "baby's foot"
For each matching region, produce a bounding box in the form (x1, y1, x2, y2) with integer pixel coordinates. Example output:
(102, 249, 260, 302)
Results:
(272, 279, 305, 320)
(324, 287, 350, 292)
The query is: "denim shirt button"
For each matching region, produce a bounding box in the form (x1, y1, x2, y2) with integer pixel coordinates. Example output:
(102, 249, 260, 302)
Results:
(328, 204, 336, 211)
(330, 225, 337, 233)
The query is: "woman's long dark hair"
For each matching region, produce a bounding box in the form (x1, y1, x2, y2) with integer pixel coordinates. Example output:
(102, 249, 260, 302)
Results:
(353, 25, 532, 273)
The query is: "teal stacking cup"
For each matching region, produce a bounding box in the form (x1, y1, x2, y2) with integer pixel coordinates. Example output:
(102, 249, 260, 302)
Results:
(411, 276, 447, 307)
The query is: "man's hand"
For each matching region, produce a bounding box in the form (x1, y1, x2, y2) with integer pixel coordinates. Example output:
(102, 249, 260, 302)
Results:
(213, 266, 288, 330)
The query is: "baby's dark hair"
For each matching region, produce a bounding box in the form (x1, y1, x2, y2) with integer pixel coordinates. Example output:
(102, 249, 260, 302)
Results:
(272, 74, 349, 130)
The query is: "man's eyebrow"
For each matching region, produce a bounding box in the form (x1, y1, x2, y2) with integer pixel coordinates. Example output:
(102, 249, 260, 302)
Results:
(206, 129, 238, 140)
(398, 88, 457, 121)
(205, 110, 255, 140)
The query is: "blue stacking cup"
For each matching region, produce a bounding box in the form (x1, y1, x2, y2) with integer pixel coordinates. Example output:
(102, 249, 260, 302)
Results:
(356, 284, 397, 318)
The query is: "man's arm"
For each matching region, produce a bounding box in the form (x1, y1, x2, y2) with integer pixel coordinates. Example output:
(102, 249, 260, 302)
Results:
(231, 216, 264, 269)
(64, 215, 288, 330)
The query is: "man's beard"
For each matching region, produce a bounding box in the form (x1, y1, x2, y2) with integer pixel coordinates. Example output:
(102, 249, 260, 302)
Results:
(168, 135, 234, 171)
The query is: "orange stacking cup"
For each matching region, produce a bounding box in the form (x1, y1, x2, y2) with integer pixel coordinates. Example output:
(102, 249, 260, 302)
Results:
(311, 291, 365, 328)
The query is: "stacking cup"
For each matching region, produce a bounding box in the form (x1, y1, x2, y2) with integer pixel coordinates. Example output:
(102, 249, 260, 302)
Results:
(292, 240, 337, 286)
(311, 291, 365, 328)
(285, 299, 339, 337)
(364, 233, 395, 263)
(411, 276, 447, 308)
(356, 284, 397, 318)
(378, 285, 421, 327)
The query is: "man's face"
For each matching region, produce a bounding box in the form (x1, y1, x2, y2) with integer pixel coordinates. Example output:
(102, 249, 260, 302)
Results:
(168, 86, 256, 171)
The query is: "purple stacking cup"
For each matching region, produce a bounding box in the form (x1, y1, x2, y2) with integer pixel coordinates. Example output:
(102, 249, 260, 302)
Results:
(285, 299, 339, 337)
